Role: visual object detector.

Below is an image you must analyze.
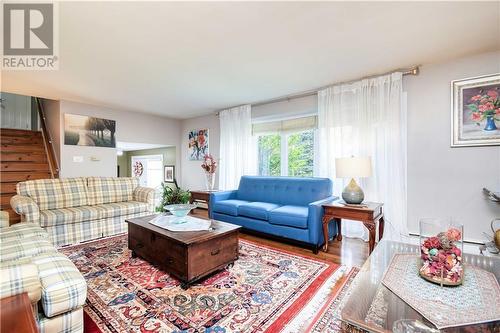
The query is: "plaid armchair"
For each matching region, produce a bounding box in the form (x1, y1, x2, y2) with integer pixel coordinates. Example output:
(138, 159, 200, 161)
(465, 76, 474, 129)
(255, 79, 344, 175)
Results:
(0, 222, 87, 333)
(11, 177, 156, 247)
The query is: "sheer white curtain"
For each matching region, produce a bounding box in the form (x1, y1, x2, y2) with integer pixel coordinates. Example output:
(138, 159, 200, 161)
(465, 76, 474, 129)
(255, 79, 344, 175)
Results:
(219, 105, 257, 190)
(317, 72, 407, 241)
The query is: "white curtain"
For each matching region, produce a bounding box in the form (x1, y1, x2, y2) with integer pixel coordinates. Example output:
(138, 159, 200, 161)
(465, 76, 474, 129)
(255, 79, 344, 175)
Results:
(317, 72, 407, 241)
(219, 105, 257, 190)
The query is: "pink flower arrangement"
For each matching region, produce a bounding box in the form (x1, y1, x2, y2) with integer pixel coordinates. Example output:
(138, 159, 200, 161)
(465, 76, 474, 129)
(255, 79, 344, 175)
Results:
(467, 89, 500, 123)
(201, 154, 217, 174)
(419, 227, 463, 286)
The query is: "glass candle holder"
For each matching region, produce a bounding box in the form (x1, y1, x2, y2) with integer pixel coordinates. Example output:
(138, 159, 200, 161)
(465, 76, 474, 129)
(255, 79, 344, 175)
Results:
(419, 218, 464, 286)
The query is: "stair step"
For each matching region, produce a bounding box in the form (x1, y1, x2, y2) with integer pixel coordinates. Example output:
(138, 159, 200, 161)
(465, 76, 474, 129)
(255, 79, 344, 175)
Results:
(1, 136, 44, 145)
(0, 129, 42, 137)
(1, 194, 13, 206)
(1, 162, 50, 172)
(1, 144, 45, 152)
(0, 172, 51, 182)
(1, 152, 47, 163)
(0, 182, 18, 194)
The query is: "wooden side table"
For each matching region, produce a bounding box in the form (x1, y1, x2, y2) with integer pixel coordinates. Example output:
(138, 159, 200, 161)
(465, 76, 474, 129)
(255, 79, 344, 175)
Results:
(0, 293, 38, 333)
(189, 190, 219, 217)
(322, 201, 384, 254)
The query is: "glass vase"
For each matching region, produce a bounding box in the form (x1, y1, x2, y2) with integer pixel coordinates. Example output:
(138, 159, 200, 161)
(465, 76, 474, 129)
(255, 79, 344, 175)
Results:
(419, 218, 464, 286)
(204, 172, 215, 191)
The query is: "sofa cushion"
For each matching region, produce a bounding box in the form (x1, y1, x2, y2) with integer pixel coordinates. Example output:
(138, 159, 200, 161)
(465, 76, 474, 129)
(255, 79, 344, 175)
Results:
(17, 178, 88, 210)
(87, 177, 139, 205)
(40, 206, 105, 227)
(0, 236, 57, 263)
(95, 201, 149, 219)
(237, 176, 333, 206)
(212, 199, 250, 216)
(268, 205, 309, 229)
(238, 202, 281, 221)
(32, 252, 87, 318)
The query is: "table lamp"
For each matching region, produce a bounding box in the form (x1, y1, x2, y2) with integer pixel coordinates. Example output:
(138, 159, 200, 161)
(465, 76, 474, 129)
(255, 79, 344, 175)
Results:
(335, 156, 372, 204)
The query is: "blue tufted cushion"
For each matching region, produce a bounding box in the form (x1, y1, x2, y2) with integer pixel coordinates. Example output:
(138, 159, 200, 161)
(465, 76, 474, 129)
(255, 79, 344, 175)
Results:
(212, 199, 250, 216)
(238, 202, 282, 221)
(236, 176, 332, 206)
(268, 205, 309, 229)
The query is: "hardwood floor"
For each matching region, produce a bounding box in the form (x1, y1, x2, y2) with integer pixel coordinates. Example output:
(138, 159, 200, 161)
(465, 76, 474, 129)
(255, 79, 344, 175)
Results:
(191, 208, 369, 267)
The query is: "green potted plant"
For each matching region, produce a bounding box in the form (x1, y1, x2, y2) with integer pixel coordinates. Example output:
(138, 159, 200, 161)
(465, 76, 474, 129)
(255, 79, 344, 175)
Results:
(156, 180, 191, 212)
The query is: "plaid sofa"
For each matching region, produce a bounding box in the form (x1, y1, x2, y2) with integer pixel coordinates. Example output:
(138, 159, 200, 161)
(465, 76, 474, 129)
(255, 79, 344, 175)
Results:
(11, 177, 155, 247)
(0, 218, 87, 333)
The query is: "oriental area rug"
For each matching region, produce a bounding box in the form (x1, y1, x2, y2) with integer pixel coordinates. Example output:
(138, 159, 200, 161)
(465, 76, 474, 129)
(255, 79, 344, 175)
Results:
(61, 234, 355, 333)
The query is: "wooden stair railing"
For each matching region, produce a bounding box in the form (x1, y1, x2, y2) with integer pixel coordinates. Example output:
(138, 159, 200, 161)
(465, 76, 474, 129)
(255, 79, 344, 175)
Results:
(35, 97, 59, 178)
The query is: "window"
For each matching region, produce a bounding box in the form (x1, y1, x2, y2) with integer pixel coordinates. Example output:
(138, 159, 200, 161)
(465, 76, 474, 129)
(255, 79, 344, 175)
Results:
(257, 129, 315, 177)
(130, 155, 164, 188)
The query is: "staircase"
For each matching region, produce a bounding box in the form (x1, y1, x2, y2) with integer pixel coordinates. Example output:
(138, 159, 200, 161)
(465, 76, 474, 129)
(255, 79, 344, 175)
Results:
(0, 128, 53, 223)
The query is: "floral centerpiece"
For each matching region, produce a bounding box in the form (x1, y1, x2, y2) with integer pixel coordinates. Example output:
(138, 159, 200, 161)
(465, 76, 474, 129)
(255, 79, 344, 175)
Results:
(201, 154, 217, 191)
(467, 89, 500, 131)
(419, 224, 464, 286)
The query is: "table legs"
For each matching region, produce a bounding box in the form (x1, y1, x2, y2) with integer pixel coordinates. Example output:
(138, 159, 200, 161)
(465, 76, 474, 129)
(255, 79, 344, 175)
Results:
(379, 216, 385, 241)
(363, 221, 376, 253)
(335, 218, 342, 241)
(322, 216, 330, 252)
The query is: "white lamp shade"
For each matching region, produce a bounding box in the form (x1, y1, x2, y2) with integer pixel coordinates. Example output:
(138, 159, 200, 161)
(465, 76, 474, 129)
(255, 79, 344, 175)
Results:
(335, 156, 372, 178)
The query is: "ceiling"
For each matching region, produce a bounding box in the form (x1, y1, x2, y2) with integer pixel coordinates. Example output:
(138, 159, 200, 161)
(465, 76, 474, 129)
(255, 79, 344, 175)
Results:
(2, 1, 499, 119)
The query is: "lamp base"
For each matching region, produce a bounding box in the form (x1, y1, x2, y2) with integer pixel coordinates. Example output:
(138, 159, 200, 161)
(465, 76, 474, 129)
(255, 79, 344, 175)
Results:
(342, 178, 364, 204)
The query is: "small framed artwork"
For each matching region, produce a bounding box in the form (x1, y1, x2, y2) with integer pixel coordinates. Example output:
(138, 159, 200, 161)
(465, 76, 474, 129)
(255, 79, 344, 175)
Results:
(164, 165, 175, 183)
(188, 128, 209, 160)
(451, 73, 500, 147)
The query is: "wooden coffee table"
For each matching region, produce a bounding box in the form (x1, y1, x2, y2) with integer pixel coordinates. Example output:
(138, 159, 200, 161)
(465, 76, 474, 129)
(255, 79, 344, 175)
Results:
(126, 215, 241, 289)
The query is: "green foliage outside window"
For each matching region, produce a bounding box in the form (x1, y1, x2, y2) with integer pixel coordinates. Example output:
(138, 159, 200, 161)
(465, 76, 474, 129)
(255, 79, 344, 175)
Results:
(257, 130, 314, 177)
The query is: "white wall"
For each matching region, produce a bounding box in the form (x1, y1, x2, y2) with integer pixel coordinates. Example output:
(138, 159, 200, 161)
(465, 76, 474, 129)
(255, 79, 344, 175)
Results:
(405, 51, 500, 242)
(58, 100, 181, 178)
(180, 114, 220, 190)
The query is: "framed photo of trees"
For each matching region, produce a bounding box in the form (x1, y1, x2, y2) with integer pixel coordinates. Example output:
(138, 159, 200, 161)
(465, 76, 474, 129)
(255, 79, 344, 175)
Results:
(64, 114, 116, 148)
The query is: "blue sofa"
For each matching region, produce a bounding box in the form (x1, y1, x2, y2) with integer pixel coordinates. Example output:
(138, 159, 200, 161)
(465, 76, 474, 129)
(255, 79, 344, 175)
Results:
(209, 176, 338, 253)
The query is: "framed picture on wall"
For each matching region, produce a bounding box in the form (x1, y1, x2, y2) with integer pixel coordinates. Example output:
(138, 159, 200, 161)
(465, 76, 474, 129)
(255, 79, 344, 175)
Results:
(164, 165, 175, 183)
(64, 114, 116, 147)
(451, 73, 500, 147)
(188, 128, 209, 160)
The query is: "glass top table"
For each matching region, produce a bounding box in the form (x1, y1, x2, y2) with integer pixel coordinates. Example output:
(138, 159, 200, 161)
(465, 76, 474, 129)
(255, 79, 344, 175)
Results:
(341, 240, 500, 332)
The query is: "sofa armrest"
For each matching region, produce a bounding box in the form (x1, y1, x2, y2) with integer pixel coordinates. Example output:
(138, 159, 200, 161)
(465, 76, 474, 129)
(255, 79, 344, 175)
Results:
(0, 262, 41, 304)
(10, 195, 40, 224)
(0, 211, 9, 228)
(308, 196, 338, 246)
(209, 190, 238, 216)
(133, 186, 156, 212)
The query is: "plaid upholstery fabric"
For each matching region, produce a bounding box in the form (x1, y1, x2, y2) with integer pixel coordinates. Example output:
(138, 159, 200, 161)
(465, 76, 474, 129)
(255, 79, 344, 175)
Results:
(32, 252, 87, 317)
(0, 222, 48, 242)
(0, 236, 57, 262)
(97, 201, 148, 218)
(46, 220, 104, 247)
(10, 195, 40, 223)
(133, 186, 156, 212)
(17, 178, 88, 211)
(87, 177, 139, 205)
(40, 206, 105, 227)
(102, 211, 151, 237)
(38, 307, 83, 333)
(0, 263, 42, 303)
(0, 211, 9, 228)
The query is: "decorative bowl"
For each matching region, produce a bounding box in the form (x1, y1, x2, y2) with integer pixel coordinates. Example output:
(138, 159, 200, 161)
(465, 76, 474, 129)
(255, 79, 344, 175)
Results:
(164, 204, 197, 218)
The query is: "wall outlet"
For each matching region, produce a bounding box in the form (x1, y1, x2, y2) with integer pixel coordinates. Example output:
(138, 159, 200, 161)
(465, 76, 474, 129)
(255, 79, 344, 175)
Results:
(73, 156, 84, 163)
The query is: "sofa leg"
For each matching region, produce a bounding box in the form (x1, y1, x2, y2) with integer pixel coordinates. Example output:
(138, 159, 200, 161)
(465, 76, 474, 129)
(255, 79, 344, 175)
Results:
(312, 245, 319, 254)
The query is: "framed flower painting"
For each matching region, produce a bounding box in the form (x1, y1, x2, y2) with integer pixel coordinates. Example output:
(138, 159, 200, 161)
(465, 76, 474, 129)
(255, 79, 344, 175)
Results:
(451, 74, 500, 147)
(188, 128, 209, 160)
